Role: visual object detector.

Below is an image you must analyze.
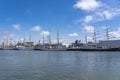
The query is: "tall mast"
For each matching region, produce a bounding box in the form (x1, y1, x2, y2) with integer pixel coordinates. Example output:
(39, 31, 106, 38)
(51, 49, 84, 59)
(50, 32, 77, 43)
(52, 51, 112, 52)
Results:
(48, 28, 51, 47)
(93, 26, 100, 47)
(105, 25, 112, 48)
(29, 34, 31, 42)
(23, 35, 26, 43)
(105, 25, 110, 41)
(6, 36, 9, 46)
(57, 29, 59, 45)
(93, 27, 97, 44)
(85, 29, 87, 44)
(42, 32, 44, 45)
(10, 35, 12, 46)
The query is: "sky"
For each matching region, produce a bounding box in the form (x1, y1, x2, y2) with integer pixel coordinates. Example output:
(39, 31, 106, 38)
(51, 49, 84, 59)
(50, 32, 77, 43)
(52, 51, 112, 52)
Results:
(0, 0, 120, 44)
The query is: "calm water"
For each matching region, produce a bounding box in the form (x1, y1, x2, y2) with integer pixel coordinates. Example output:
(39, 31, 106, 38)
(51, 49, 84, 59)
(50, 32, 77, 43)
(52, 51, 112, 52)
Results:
(0, 50, 120, 80)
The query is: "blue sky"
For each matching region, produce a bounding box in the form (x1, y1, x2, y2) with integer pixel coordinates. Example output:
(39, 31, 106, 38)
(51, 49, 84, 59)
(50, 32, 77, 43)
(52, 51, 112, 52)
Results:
(0, 0, 120, 44)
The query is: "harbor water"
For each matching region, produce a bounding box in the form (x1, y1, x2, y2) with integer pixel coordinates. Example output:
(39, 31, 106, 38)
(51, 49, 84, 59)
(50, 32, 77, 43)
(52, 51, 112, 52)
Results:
(0, 50, 120, 80)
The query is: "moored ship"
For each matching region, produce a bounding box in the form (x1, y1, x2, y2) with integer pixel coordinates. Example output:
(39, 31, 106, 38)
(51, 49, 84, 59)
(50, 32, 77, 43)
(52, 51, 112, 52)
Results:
(67, 26, 120, 51)
(67, 40, 120, 51)
(34, 28, 67, 51)
(34, 43, 67, 51)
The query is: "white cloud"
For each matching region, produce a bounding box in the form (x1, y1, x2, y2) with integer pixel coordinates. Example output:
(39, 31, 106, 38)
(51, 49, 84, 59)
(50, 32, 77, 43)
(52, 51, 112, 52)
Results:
(96, 11, 114, 20)
(12, 24, 21, 30)
(80, 9, 120, 23)
(109, 27, 120, 38)
(69, 33, 78, 37)
(84, 15, 93, 23)
(96, 9, 120, 20)
(74, 0, 101, 11)
(40, 31, 50, 37)
(31, 25, 41, 32)
(74, 0, 120, 23)
(84, 25, 95, 33)
(102, 11, 112, 19)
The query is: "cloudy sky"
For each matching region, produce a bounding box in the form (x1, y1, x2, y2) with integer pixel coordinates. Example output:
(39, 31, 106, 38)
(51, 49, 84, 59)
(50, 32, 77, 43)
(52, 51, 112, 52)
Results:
(0, 0, 120, 44)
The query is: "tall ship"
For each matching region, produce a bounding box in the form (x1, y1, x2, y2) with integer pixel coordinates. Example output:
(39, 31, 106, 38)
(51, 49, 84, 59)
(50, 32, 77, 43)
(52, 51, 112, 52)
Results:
(34, 29, 67, 51)
(35, 43, 66, 51)
(2, 36, 18, 50)
(67, 26, 120, 51)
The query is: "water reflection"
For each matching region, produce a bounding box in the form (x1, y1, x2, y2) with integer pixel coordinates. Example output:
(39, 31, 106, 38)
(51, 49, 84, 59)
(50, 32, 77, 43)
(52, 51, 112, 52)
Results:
(0, 51, 120, 80)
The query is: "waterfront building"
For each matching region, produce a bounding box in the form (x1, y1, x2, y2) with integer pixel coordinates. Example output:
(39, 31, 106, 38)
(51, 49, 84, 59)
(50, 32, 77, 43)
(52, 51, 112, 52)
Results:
(98, 40, 120, 48)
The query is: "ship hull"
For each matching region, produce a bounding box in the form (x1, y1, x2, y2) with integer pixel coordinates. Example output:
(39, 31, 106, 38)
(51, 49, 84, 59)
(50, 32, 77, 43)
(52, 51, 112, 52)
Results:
(67, 48, 120, 51)
(34, 48, 66, 51)
(18, 47, 34, 51)
(3, 47, 19, 50)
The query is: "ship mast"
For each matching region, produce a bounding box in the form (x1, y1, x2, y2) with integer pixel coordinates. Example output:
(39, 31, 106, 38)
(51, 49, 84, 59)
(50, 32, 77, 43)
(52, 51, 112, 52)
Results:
(42, 32, 44, 45)
(57, 29, 59, 45)
(85, 29, 87, 44)
(48, 28, 51, 48)
(105, 25, 110, 41)
(9, 36, 12, 46)
(105, 25, 112, 48)
(23, 35, 26, 43)
(29, 34, 31, 42)
(93, 27, 97, 44)
(93, 27, 99, 47)
(6, 36, 9, 47)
